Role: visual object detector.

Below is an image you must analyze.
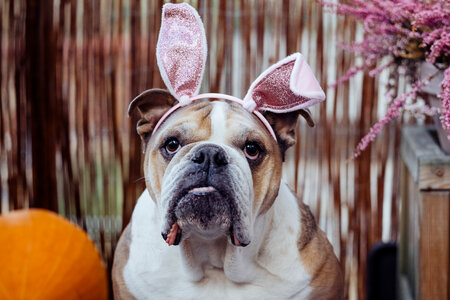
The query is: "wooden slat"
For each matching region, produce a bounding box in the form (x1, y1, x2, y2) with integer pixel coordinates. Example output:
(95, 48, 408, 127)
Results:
(419, 191, 450, 300)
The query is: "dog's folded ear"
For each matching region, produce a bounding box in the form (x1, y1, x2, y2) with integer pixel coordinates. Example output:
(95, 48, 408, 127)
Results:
(128, 89, 177, 142)
(263, 109, 314, 160)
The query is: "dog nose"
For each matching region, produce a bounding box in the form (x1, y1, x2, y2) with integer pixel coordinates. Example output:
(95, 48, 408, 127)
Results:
(192, 146, 228, 169)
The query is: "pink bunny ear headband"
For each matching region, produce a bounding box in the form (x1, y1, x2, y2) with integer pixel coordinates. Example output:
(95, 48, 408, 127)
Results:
(153, 3, 326, 141)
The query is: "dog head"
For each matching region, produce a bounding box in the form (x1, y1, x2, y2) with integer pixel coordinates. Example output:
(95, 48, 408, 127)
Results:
(128, 3, 324, 248)
(129, 89, 315, 247)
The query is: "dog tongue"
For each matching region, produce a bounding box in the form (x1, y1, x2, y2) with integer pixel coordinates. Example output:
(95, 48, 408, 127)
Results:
(232, 230, 241, 247)
(166, 222, 179, 246)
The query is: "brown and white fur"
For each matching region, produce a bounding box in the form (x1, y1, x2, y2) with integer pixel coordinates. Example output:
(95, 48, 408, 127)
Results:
(112, 89, 343, 299)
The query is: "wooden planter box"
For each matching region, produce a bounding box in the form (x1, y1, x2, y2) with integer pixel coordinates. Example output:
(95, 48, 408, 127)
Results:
(399, 126, 450, 300)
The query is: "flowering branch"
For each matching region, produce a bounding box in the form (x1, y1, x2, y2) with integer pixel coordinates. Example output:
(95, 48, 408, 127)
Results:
(441, 68, 450, 138)
(321, 0, 450, 156)
(353, 77, 430, 158)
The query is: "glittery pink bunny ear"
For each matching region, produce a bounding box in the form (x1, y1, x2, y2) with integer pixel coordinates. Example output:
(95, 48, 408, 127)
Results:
(156, 3, 207, 105)
(243, 53, 326, 113)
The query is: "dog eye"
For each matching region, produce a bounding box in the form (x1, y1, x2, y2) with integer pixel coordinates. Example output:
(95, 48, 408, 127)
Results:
(243, 142, 261, 160)
(164, 138, 181, 154)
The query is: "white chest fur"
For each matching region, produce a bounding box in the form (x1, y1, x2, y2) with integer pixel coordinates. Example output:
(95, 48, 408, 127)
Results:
(123, 182, 312, 299)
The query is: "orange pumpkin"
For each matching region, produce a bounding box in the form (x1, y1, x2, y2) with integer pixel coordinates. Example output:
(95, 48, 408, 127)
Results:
(0, 209, 108, 300)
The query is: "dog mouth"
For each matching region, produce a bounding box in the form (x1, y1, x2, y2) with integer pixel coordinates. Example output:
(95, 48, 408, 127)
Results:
(161, 186, 247, 247)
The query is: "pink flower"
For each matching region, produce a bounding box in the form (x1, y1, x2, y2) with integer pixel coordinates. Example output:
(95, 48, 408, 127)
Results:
(440, 67, 450, 139)
(424, 29, 450, 64)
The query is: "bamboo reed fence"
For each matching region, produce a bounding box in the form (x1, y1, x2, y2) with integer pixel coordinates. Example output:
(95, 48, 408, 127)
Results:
(0, 0, 402, 299)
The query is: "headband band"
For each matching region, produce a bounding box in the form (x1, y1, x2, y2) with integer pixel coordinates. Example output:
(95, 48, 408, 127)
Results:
(152, 93, 278, 141)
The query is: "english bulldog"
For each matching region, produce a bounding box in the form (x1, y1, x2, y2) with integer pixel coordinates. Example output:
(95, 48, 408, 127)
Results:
(112, 3, 343, 300)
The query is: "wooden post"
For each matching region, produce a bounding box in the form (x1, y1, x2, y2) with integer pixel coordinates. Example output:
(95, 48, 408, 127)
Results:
(26, 0, 58, 211)
(399, 126, 450, 300)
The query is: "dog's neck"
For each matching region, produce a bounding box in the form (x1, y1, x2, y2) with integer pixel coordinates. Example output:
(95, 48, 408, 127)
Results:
(125, 182, 311, 297)
(177, 210, 273, 283)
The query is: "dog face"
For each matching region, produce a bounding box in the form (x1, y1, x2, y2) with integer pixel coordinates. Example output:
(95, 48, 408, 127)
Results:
(129, 89, 313, 248)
